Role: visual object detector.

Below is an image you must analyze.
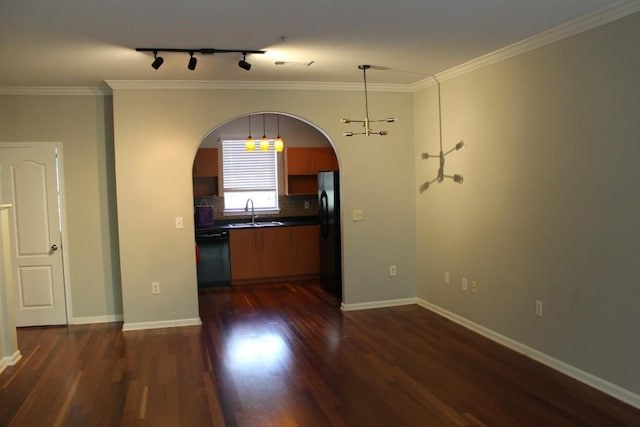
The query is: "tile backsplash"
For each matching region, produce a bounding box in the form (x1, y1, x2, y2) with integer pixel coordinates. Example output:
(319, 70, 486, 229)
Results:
(194, 195, 319, 222)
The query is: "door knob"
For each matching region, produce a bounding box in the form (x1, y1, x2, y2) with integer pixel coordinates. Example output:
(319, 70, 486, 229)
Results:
(51, 244, 58, 251)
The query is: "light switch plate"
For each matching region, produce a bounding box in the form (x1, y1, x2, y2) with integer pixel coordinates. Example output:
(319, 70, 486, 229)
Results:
(175, 216, 184, 229)
(352, 209, 364, 221)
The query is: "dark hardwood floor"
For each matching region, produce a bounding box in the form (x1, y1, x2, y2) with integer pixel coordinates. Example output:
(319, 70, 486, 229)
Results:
(1, 281, 639, 426)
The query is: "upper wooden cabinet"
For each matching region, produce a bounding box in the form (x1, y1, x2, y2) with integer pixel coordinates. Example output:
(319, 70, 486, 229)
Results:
(285, 147, 337, 195)
(193, 148, 218, 177)
(286, 147, 337, 175)
(193, 148, 219, 197)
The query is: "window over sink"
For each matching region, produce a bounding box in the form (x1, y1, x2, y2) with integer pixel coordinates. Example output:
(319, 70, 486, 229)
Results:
(221, 139, 279, 212)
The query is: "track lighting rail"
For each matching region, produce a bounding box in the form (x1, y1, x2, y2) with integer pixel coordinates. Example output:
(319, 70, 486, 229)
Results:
(135, 47, 266, 71)
(135, 48, 266, 55)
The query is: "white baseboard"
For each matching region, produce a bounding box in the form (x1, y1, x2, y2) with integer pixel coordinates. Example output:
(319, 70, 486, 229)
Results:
(416, 299, 640, 410)
(69, 314, 124, 325)
(0, 350, 22, 374)
(341, 297, 417, 312)
(122, 317, 202, 332)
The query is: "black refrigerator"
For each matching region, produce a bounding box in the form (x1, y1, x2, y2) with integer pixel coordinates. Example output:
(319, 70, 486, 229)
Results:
(318, 171, 342, 296)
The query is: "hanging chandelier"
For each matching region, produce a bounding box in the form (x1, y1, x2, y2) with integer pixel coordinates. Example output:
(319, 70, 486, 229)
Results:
(341, 65, 396, 136)
(419, 76, 465, 192)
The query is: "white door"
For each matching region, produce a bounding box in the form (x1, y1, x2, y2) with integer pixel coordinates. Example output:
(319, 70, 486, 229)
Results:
(0, 144, 67, 326)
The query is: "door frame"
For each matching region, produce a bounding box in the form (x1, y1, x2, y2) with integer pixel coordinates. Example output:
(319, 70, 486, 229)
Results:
(0, 142, 73, 325)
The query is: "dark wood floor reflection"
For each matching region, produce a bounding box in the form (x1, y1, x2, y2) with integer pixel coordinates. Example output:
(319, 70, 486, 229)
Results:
(1, 281, 639, 426)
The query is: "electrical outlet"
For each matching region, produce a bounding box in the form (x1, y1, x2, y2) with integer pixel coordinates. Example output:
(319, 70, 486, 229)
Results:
(152, 282, 160, 295)
(175, 217, 184, 229)
(471, 280, 478, 293)
(536, 300, 543, 317)
(462, 277, 468, 291)
(444, 272, 450, 284)
(389, 265, 397, 276)
(304, 201, 310, 209)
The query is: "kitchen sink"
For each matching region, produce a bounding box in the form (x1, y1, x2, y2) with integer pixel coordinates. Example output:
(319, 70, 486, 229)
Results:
(228, 221, 284, 228)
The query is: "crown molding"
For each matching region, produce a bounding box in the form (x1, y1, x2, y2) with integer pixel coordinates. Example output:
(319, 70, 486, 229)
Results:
(3, 2, 639, 96)
(105, 79, 412, 92)
(0, 86, 111, 96)
(411, 0, 640, 91)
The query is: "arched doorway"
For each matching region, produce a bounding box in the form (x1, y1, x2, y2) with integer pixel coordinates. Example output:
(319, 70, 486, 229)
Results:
(192, 112, 342, 300)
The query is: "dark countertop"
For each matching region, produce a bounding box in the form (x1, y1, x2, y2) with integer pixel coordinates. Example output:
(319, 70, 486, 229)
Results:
(195, 216, 319, 238)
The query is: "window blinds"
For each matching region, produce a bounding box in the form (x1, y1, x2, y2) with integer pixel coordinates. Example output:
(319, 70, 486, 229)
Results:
(222, 139, 277, 192)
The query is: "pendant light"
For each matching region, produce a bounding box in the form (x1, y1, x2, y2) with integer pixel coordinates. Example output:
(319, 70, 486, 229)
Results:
(418, 75, 464, 192)
(260, 114, 270, 151)
(341, 64, 396, 136)
(245, 114, 255, 151)
(274, 114, 284, 152)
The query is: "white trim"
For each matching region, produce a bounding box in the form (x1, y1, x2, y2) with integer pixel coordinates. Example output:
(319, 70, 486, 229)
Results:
(53, 143, 73, 326)
(0, 86, 110, 96)
(69, 314, 123, 325)
(412, 0, 640, 90)
(0, 351, 22, 374)
(122, 317, 202, 332)
(341, 297, 417, 311)
(416, 298, 640, 410)
(3, 3, 640, 96)
(105, 80, 411, 93)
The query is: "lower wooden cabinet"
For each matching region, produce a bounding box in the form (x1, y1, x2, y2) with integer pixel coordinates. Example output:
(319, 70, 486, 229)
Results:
(229, 225, 319, 283)
(288, 225, 319, 276)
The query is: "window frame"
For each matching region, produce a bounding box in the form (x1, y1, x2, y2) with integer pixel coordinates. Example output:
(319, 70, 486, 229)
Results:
(221, 139, 279, 213)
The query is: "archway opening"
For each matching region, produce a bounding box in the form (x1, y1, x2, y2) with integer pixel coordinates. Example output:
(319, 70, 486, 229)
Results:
(192, 112, 342, 302)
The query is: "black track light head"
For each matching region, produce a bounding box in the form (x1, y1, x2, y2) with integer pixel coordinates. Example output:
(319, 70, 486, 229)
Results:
(238, 53, 251, 71)
(187, 52, 197, 71)
(151, 50, 164, 70)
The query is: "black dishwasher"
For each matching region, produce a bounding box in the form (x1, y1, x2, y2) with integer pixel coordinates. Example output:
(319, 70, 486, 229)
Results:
(195, 230, 230, 288)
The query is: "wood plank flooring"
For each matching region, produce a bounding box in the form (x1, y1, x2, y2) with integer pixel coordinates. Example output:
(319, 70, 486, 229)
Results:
(1, 280, 639, 426)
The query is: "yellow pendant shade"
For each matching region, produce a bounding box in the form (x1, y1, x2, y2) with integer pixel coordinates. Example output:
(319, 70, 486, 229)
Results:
(245, 137, 255, 151)
(274, 137, 284, 152)
(260, 137, 270, 151)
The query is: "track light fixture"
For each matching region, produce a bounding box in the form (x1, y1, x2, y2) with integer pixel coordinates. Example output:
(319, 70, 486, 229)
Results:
(136, 47, 265, 71)
(238, 53, 251, 71)
(151, 50, 164, 70)
(341, 65, 396, 136)
(187, 51, 197, 71)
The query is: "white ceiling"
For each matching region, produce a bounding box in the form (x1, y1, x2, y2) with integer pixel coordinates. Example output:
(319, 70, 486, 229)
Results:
(0, 0, 634, 87)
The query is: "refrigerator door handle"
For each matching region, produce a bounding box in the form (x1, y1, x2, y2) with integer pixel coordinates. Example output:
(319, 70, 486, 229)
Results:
(320, 190, 329, 238)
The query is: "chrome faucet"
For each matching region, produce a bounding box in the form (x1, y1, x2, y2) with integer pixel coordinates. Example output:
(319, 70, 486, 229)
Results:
(245, 198, 255, 223)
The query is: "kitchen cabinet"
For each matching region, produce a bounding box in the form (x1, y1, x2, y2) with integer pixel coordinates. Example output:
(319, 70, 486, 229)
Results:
(192, 148, 219, 196)
(285, 147, 337, 195)
(229, 227, 288, 281)
(288, 225, 320, 276)
(286, 147, 336, 175)
(193, 148, 218, 177)
(229, 225, 320, 283)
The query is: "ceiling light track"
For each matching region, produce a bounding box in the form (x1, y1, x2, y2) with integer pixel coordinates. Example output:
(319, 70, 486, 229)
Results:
(135, 47, 266, 71)
(341, 65, 396, 136)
